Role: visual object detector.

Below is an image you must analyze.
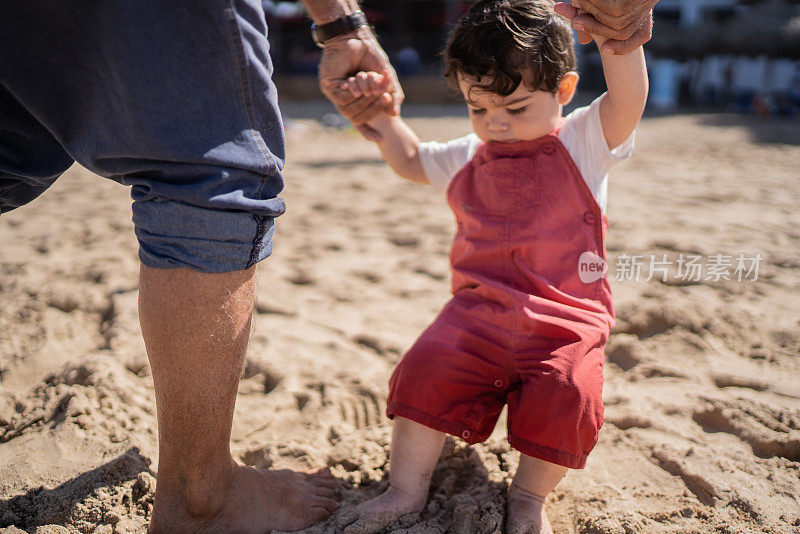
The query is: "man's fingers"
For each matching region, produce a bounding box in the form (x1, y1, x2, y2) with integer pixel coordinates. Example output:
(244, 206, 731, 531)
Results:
(600, 14, 653, 54)
(579, 0, 628, 19)
(348, 93, 392, 125)
(553, 2, 579, 20)
(390, 88, 404, 116)
(323, 83, 361, 111)
(576, 29, 593, 44)
(354, 123, 383, 142)
(582, 0, 658, 29)
(337, 98, 373, 122)
(337, 91, 382, 121)
(373, 63, 403, 115)
(557, 1, 656, 50)
(572, 12, 640, 41)
(554, 3, 615, 43)
(571, 1, 631, 28)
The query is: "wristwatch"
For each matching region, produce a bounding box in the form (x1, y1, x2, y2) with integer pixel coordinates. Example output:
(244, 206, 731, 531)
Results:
(310, 10, 368, 48)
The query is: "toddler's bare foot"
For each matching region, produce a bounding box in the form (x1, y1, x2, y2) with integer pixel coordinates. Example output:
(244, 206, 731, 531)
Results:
(149, 464, 338, 533)
(336, 485, 425, 534)
(505, 484, 553, 534)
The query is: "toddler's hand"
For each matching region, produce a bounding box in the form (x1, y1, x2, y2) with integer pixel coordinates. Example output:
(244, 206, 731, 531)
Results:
(337, 71, 397, 131)
(339, 70, 389, 98)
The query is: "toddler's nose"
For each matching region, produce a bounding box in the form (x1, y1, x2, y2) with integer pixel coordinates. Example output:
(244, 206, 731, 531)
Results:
(487, 117, 508, 132)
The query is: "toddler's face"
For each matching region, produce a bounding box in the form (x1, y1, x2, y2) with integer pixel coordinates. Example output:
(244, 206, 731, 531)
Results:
(458, 72, 578, 144)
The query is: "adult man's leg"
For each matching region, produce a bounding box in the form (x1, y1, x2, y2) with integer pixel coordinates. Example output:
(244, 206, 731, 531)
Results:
(140, 266, 337, 532)
(2, 2, 338, 531)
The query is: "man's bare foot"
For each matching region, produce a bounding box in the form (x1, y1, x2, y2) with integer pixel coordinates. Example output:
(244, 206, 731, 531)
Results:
(149, 463, 338, 533)
(336, 485, 425, 534)
(506, 484, 553, 534)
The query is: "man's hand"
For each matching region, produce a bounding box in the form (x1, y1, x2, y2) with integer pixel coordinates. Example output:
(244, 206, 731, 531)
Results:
(318, 28, 404, 141)
(554, 1, 658, 55)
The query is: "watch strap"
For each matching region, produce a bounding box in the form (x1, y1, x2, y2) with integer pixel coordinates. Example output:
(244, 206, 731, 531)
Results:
(311, 10, 368, 47)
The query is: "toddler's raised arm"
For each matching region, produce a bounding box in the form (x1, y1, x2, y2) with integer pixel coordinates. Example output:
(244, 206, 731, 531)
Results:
(593, 31, 649, 151)
(339, 72, 429, 184)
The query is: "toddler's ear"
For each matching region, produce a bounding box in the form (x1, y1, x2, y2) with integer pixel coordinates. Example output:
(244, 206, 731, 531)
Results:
(558, 72, 580, 105)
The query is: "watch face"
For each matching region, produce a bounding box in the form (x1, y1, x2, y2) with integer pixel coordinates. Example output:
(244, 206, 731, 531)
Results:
(312, 27, 324, 47)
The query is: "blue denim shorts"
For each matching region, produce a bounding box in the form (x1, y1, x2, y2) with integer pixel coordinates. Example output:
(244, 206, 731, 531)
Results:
(0, 0, 286, 272)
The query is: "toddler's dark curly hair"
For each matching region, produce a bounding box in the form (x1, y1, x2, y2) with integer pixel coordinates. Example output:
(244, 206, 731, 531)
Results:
(443, 0, 577, 96)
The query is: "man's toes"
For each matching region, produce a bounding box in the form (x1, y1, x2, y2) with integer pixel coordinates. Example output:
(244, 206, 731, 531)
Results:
(307, 506, 332, 525)
(314, 486, 336, 500)
(311, 496, 339, 512)
(307, 467, 333, 478)
(309, 476, 337, 489)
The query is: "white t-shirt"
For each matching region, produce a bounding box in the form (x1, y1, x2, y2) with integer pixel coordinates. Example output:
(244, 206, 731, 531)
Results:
(418, 95, 634, 214)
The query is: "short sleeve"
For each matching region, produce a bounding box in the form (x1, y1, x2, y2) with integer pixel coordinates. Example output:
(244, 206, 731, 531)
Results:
(559, 95, 635, 212)
(418, 133, 482, 192)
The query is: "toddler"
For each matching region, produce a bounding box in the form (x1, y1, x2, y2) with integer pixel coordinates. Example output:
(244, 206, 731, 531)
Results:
(337, 1, 648, 532)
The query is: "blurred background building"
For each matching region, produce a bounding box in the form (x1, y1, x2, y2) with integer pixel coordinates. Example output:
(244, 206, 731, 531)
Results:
(265, 0, 800, 116)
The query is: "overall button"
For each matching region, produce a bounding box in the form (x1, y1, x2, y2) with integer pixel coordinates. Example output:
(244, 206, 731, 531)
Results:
(461, 430, 471, 439)
(542, 143, 555, 155)
(494, 379, 504, 388)
(583, 210, 596, 224)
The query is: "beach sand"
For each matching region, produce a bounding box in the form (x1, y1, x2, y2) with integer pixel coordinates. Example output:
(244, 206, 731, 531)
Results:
(1, 109, 799, 533)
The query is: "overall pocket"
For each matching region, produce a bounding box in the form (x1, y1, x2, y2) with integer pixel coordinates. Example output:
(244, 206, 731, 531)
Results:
(472, 157, 541, 216)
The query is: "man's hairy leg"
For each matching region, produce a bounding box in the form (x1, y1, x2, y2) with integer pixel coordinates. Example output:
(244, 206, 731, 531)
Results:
(139, 265, 337, 533)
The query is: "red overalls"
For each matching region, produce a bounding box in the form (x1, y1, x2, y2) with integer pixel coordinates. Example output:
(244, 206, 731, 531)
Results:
(387, 131, 615, 469)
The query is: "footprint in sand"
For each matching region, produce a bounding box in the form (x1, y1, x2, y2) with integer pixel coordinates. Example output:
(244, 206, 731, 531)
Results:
(693, 397, 800, 461)
(240, 359, 283, 395)
(605, 334, 644, 371)
(614, 300, 708, 339)
(1, 359, 155, 445)
(352, 334, 400, 358)
(650, 446, 728, 507)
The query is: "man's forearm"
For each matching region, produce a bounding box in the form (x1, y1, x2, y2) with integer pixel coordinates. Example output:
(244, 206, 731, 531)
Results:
(301, 0, 359, 24)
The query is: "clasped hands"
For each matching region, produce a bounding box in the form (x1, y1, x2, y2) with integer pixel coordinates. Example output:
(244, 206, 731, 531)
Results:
(318, 1, 658, 139)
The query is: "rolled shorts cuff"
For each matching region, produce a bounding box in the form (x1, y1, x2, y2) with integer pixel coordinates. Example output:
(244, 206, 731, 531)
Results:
(133, 197, 276, 273)
(508, 434, 588, 470)
(386, 402, 492, 444)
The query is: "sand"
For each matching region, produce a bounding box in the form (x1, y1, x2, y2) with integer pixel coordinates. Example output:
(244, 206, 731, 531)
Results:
(1, 108, 799, 533)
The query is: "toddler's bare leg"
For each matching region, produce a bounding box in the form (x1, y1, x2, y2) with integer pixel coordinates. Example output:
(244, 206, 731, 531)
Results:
(506, 454, 568, 534)
(337, 416, 445, 534)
